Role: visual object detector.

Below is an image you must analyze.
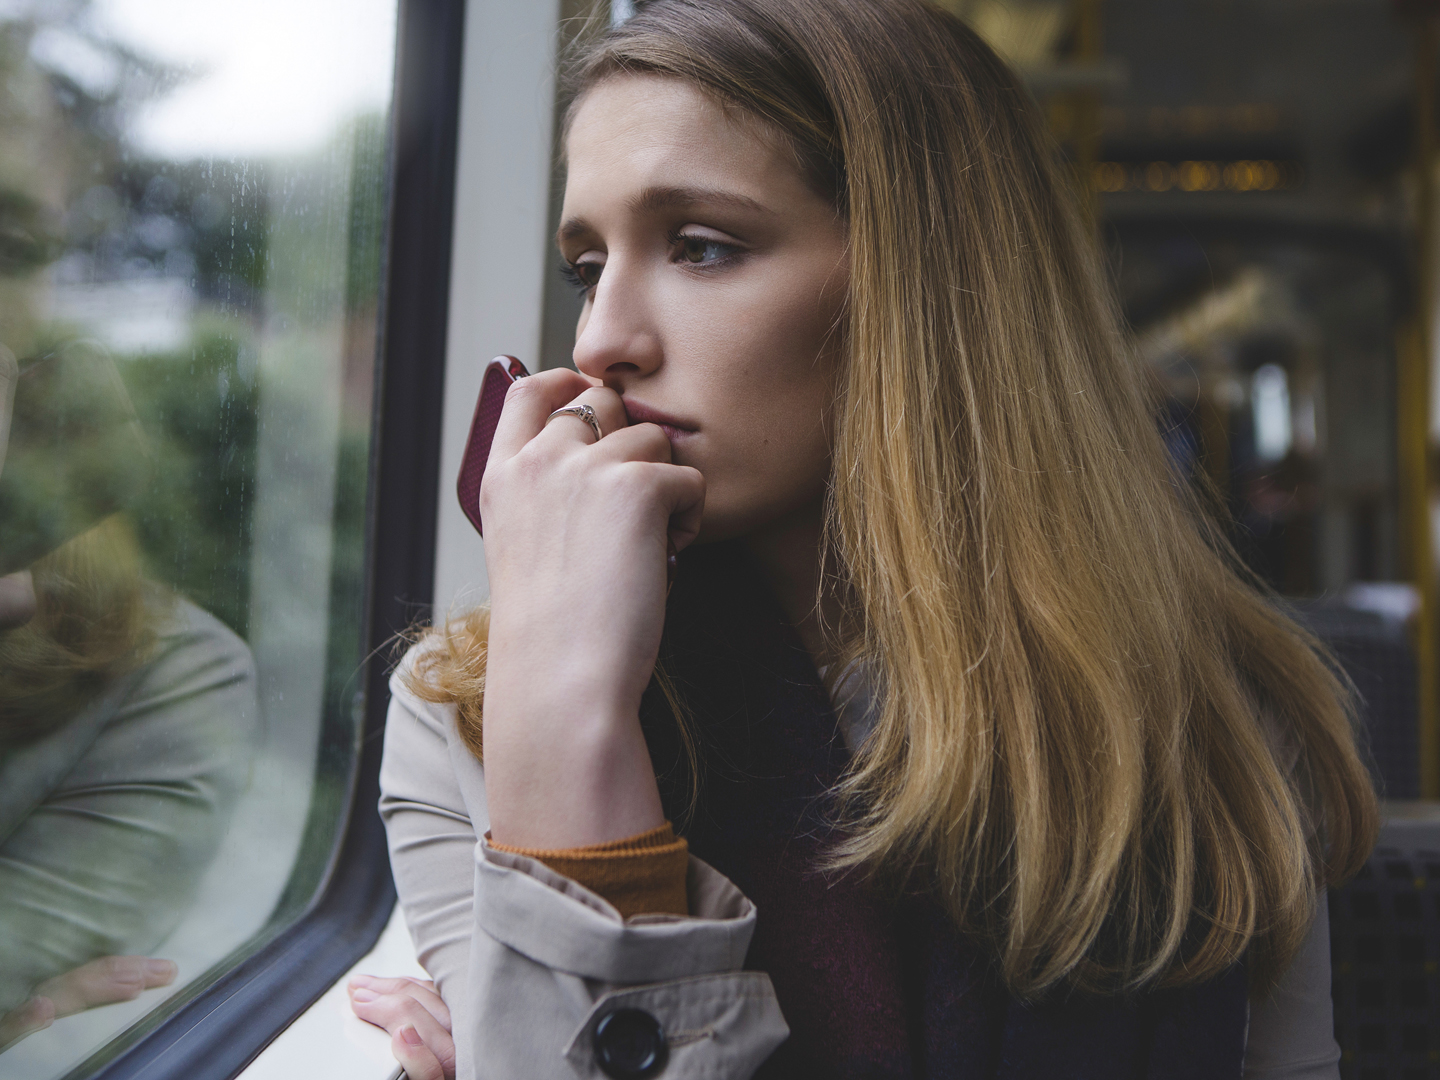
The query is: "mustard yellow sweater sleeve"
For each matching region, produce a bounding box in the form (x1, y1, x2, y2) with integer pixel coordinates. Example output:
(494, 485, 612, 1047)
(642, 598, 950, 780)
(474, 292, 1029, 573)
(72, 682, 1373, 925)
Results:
(489, 823, 689, 919)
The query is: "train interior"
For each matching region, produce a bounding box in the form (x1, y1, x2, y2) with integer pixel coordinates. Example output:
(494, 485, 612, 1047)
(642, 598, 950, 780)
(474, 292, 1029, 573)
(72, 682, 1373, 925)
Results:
(0, 0, 1435, 1077)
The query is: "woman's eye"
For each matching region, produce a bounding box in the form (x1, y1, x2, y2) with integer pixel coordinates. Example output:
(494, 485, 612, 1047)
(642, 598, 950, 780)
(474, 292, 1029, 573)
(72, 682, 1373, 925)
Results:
(560, 259, 603, 296)
(677, 234, 734, 265)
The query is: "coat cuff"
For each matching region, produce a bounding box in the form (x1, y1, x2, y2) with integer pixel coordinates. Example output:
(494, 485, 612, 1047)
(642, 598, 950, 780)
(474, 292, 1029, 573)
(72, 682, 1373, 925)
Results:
(475, 837, 757, 983)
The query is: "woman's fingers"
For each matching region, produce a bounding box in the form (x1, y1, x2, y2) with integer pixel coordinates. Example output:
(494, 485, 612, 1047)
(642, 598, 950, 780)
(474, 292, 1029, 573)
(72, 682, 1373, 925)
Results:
(0, 995, 55, 1049)
(348, 976, 456, 1079)
(585, 425, 704, 547)
(34, 956, 177, 1017)
(487, 367, 592, 462)
(590, 421, 673, 464)
(0, 956, 167, 1050)
(648, 462, 707, 551)
(392, 1024, 453, 1080)
(534, 384, 628, 447)
(347, 974, 451, 1031)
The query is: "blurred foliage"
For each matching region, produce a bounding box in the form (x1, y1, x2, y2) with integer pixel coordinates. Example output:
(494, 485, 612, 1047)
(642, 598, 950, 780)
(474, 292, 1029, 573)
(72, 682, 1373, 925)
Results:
(325, 428, 370, 690)
(107, 110, 388, 641)
(121, 330, 258, 636)
(0, 3, 188, 195)
(65, 159, 270, 305)
(186, 164, 271, 301)
(346, 112, 388, 314)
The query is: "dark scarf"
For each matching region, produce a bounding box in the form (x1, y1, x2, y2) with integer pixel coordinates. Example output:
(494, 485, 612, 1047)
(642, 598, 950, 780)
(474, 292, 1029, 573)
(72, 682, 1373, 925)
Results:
(639, 542, 1249, 1080)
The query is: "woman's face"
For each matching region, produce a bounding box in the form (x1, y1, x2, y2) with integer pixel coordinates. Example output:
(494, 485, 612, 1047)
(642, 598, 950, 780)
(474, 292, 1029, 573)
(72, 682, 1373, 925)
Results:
(560, 75, 848, 543)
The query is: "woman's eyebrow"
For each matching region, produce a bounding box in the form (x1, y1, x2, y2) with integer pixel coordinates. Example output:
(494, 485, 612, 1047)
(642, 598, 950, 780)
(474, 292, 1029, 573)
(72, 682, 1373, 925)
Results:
(557, 217, 595, 246)
(627, 185, 774, 216)
(557, 185, 775, 246)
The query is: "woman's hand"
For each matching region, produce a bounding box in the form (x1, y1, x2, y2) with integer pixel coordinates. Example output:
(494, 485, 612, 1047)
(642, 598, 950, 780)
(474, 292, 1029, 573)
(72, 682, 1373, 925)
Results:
(0, 956, 177, 1048)
(347, 975, 455, 1080)
(479, 369, 705, 849)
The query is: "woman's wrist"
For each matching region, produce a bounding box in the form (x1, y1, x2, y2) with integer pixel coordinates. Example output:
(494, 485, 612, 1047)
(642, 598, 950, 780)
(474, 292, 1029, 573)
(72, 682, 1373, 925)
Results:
(481, 690, 665, 850)
(483, 611, 656, 718)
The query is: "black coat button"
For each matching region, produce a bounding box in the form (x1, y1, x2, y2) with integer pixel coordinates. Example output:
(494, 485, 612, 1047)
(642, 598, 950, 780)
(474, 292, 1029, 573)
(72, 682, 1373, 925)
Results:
(593, 1007, 668, 1078)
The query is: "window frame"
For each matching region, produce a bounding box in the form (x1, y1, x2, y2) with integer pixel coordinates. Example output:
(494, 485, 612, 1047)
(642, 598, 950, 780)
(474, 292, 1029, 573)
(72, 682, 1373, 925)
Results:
(70, 2, 466, 1077)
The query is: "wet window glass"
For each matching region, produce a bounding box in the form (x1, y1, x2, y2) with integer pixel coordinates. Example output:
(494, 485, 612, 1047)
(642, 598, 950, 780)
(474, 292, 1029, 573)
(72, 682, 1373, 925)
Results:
(0, 1, 396, 1075)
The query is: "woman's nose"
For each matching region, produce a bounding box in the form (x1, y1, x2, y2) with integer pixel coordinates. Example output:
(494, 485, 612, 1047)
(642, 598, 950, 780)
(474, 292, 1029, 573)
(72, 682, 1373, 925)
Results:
(572, 269, 662, 384)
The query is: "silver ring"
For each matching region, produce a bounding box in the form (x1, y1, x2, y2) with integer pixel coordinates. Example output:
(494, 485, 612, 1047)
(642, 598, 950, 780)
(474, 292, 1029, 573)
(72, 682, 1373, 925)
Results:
(546, 403, 602, 443)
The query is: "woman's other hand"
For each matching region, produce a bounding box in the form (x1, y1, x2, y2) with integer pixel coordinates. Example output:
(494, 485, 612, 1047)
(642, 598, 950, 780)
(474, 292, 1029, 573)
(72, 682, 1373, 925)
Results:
(33, 955, 177, 1017)
(479, 367, 705, 850)
(347, 974, 455, 1080)
(0, 994, 52, 1049)
(0, 955, 177, 1048)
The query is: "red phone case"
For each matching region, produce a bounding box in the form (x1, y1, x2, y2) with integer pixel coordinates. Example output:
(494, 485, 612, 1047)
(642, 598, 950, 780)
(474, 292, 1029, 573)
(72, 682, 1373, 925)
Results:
(457, 355, 529, 535)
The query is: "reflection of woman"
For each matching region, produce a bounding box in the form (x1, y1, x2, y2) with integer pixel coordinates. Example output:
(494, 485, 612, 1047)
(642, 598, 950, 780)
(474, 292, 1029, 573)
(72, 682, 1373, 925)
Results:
(0, 521, 260, 1036)
(0, 15, 260, 1048)
(355, 3, 1377, 1078)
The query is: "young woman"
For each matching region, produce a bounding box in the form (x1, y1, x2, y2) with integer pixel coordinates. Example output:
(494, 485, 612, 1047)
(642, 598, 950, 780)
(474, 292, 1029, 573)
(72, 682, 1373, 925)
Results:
(349, 2, 1378, 1077)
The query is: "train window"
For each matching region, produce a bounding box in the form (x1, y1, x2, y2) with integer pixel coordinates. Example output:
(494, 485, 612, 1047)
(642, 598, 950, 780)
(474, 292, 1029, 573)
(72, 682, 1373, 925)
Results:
(0, 1, 404, 1077)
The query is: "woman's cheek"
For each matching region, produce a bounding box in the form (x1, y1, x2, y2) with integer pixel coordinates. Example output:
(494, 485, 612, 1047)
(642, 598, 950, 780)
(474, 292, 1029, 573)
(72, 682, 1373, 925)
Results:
(700, 424, 829, 538)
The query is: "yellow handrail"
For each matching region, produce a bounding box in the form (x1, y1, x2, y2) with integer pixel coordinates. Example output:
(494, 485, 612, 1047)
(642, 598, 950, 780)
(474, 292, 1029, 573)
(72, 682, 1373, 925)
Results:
(1399, 13, 1439, 796)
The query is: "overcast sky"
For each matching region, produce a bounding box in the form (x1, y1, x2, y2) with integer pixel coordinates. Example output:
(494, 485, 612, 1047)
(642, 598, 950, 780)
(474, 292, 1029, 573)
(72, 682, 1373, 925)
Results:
(94, 0, 397, 159)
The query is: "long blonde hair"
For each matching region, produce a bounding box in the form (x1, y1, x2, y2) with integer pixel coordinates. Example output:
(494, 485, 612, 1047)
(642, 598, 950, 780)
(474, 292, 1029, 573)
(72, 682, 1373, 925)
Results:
(408, 0, 1377, 997)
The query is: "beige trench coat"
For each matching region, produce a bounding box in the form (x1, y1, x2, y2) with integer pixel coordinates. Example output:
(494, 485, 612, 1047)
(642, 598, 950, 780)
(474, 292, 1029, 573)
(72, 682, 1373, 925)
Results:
(378, 659, 790, 1080)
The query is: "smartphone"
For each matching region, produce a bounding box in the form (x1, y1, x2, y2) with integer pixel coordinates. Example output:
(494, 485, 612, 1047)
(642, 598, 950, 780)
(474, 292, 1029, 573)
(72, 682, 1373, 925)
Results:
(456, 355, 529, 536)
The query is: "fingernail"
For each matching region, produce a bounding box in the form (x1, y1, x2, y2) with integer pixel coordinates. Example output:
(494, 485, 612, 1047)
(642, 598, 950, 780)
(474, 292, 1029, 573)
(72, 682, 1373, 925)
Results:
(400, 1025, 423, 1047)
(350, 987, 378, 1003)
(147, 959, 176, 978)
(349, 974, 375, 987)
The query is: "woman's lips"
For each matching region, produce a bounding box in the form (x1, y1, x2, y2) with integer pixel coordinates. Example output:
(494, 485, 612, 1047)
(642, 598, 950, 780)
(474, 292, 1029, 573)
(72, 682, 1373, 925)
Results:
(622, 400, 698, 442)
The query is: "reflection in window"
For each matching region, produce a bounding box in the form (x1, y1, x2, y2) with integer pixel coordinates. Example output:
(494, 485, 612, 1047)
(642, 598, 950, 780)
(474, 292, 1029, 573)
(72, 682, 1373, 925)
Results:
(0, 2, 395, 1075)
